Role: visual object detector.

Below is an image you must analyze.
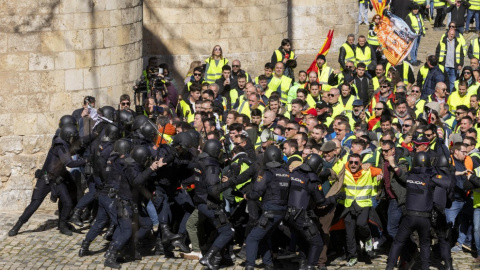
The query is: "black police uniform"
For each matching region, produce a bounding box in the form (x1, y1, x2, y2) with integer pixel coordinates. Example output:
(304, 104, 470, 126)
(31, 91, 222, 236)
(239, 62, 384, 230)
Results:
(285, 166, 326, 268)
(104, 154, 155, 269)
(432, 164, 456, 267)
(193, 153, 235, 269)
(244, 165, 290, 268)
(80, 142, 116, 255)
(386, 166, 451, 270)
(17, 136, 85, 232)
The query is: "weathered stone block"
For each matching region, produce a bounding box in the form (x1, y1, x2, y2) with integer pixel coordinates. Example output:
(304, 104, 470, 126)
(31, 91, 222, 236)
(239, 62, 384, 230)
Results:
(0, 136, 23, 155)
(8, 33, 41, 53)
(75, 50, 95, 68)
(83, 67, 101, 89)
(82, 29, 104, 50)
(65, 69, 84, 90)
(0, 54, 29, 72)
(0, 113, 13, 135)
(55, 51, 76, 69)
(94, 48, 112, 66)
(14, 113, 38, 136)
(41, 70, 65, 93)
(29, 53, 55, 71)
(100, 64, 118, 87)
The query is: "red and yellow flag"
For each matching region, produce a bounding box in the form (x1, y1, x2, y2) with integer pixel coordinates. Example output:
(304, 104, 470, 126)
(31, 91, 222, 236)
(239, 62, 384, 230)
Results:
(306, 29, 334, 75)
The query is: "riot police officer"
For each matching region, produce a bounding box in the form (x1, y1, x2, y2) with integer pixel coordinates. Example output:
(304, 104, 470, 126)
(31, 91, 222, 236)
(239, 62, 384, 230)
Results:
(8, 124, 86, 237)
(104, 145, 165, 269)
(244, 146, 290, 270)
(285, 154, 326, 270)
(432, 154, 456, 270)
(78, 137, 129, 257)
(193, 139, 241, 270)
(386, 152, 452, 270)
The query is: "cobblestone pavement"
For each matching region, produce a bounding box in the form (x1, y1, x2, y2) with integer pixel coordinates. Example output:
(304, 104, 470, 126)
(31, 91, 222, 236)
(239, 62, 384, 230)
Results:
(1, 210, 479, 270)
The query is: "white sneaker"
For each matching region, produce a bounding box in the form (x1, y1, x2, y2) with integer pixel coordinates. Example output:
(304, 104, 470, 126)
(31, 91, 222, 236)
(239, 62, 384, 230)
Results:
(181, 251, 202, 260)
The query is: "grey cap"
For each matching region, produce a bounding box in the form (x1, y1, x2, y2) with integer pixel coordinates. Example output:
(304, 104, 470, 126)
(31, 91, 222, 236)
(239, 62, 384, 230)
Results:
(320, 141, 336, 152)
(352, 99, 363, 107)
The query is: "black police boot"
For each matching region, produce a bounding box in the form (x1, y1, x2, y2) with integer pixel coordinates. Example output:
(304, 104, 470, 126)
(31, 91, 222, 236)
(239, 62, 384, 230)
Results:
(154, 237, 165, 255)
(306, 265, 317, 270)
(8, 220, 24, 237)
(160, 224, 182, 244)
(265, 264, 274, 270)
(299, 259, 308, 270)
(59, 221, 73, 236)
(78, 240, 91, 257)
(104, 246, 120, 269)
(445, 259, 454, 270)
(244, 265, 255, 270)
(70, 208, 83, 227)
(212, 253, 222, 270)
(103, 224, 115, 241)
(171, 234, 190, 253)
(199, 247, 219, 269)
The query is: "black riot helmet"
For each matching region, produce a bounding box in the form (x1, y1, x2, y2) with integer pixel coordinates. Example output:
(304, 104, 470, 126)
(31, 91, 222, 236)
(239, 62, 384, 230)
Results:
(131, 145, 153, 168)
(59, 115, 77, 128)
(60, 124, 80, 144)
(299, 154, 323, 173)
(186, 130, 201, 149)
(413, 152, 431, 167)
(99, 106, 116, 121)
(133, 115, 149, 131)
(434, 154, 450, 168)
(202, 139, 224, 159)
(264, 146, 283, 168)
(173, 132, 193, 149)
(103, 124, 120, 142)
(140, 120, 157, 142)
(114, 139, 132, 156)
(118, 110, 134, 131)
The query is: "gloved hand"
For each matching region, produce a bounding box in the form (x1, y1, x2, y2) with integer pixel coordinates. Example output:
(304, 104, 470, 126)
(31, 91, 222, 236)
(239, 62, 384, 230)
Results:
(95, 182, 105, 190)
(334, 192, 346, 201)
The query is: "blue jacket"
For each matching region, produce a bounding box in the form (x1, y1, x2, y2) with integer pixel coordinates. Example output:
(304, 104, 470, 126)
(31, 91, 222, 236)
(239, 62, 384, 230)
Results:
(422, 66, 445, 99)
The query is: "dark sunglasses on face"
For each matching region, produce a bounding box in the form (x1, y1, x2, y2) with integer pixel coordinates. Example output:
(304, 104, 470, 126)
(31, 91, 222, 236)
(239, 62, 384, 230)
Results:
(464, 72, 471, 75)
(411, 90, 420, 93)
(449, 25, 456, 28)
(194, 73, 202, 76)
(328, 94, 335, 97)
(375, 107, 383, 110)
(382, 148, 391, 153)
(232, 65, 240, 68)
(403, 124, 411, 127)
(286, 127, 295, 131)
(349, 161, 360, 165)
(121, 102, 130, 106)
(381, 85, 389, 88)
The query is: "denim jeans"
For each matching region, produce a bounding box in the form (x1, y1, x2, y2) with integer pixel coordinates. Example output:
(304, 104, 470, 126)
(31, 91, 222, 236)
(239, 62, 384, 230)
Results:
(146, 200, 159, 226)
(445, 67, 457, 93)
(358, 2, 368, 24)
(387, 199, 403, 238)
(466, 10, 480, 32)
(445, 199, 473, 246)
(410, 36, 421, 63)
(457, 26, 464, 35)
(474, 208, 480, 256)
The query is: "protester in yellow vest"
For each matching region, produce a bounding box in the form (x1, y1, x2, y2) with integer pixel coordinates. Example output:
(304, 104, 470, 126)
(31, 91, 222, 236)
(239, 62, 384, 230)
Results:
(338, 34, 357, 70)
(405, 3, 426, 66)
(316, 55, 335, 91)
(436, 29, 465, 92)
(448, 80, 473, 111)
(204, 45, 229, 83)
(269, 62, 292, 105)
(271, 38, 297, 82)
(342, 154, 382, 266)
(355, 35, 376, 72)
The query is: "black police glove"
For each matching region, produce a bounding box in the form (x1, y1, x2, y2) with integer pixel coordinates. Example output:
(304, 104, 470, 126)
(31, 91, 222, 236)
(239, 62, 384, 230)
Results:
(334, 192, 346, 201)
(96, 182, 105, 190)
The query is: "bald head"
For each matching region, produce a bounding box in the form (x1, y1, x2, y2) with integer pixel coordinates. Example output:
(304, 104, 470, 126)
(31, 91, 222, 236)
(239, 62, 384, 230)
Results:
(263, 110, 276, 126)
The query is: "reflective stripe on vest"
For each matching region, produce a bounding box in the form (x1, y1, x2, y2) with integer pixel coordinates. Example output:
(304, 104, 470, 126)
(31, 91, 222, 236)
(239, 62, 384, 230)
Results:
(434, 0, 446, 8)
(205, 57, 227, 83)
(343, 169, 374, 208)
(342, 43, 356, 65)
(318, 66, 334, 91)
(471, 38, 480, 60)
(470, 0, 480, 10)
(407, 12, 424, 34)
(237, 98, 250, 117)
(439, 40, 462, 65)
(355, 46, 372, 68)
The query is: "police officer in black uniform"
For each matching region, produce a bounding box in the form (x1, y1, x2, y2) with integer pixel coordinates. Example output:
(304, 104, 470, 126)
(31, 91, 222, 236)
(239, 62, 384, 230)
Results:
(104, 144, 165, 269)
(70, 106, 116, 226)
(193, 139, 243, 270)
(432, 154, 456, 270)
(285, 153, 326, 270)
(78, 126, 121, 257)
(386, 152, 452, 270)
(243, 146, 290, 270)
(8, 124, 86, 237)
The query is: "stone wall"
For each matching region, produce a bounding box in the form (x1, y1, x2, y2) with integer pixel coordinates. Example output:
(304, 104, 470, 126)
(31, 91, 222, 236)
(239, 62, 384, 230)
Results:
(0, 0, 143, 210)
(290, 0, 358, 55)
(142, 0, 289, 84)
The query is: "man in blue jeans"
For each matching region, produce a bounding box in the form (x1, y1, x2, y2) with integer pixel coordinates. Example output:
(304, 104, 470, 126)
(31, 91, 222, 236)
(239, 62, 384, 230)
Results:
(465, 2, 480, 33)
(405, 3, 426, 66)
(446, 143, 474, 252)
(436, 28, 465, 92)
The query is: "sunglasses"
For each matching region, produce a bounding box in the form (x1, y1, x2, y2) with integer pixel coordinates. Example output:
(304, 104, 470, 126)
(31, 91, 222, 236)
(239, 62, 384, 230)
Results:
(381, 148, 392, 153)
(214, 48, 222, 51)
(328, 94, 335, 97)
(424, 133, 434, 137)
(286, 127, 295, 131)
(194, 73, 202, 76)
(232, 65, 240, 68)
(411, 90, 420, 93)
(121, 102, 130, 106)
(465, 144, 472, 147)
(449, 25, 456, 28)
(403, 124, 411, 127)
(381, 86, 389, 88)
(465, 72, 471, 75)
(456, 111, 466, 115)
(348, 161, 360, 165)
(346, 65, 354, 68)
(375, 107, 383, 110)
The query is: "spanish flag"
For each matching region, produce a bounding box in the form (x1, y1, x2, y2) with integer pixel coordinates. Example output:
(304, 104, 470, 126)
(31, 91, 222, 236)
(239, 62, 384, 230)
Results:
(306, 29, 334, 75)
